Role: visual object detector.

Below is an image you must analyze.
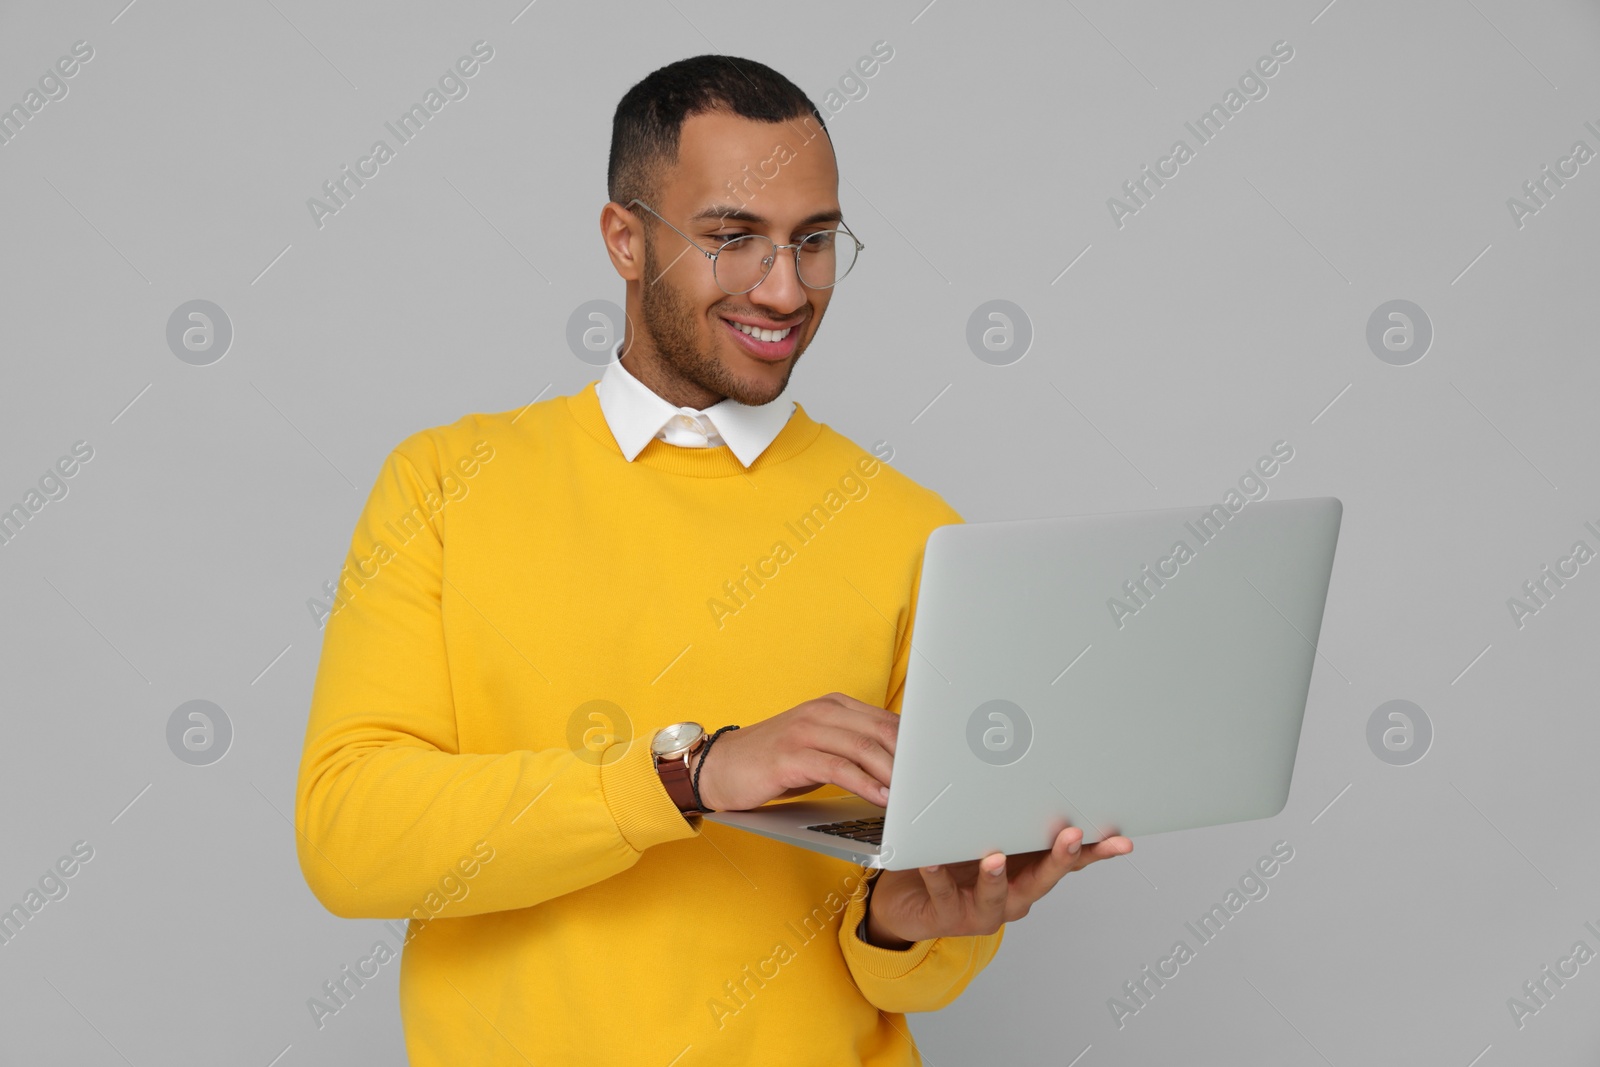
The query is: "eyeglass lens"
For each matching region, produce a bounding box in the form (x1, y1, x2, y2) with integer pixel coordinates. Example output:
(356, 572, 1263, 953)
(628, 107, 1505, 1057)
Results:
(713, 232, 857, 294)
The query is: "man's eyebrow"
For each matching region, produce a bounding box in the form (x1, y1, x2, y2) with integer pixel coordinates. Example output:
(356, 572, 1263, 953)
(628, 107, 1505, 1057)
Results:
(687, 204, 844, 229)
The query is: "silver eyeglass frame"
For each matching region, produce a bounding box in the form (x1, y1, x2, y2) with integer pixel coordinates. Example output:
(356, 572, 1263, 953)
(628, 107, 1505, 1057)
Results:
(626, 198, 865, 295)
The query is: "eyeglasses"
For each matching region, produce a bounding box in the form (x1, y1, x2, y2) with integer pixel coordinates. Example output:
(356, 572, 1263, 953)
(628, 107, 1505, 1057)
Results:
(627, 198, 864, 295)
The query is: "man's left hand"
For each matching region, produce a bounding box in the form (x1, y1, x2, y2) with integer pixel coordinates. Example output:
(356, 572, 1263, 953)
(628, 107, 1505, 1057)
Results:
(864, 826, 1133, 948)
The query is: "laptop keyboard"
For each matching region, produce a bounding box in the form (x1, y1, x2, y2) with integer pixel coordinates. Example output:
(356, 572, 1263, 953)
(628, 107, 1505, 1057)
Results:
(805, 816, 884, 845)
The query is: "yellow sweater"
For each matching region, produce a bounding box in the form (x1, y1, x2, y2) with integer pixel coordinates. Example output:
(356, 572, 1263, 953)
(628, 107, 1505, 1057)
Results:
(295, 381, 1004, 1065)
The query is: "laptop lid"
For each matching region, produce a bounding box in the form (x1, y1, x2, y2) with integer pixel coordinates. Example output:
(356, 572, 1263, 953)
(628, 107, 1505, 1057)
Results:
(875, 495, 1342, 869)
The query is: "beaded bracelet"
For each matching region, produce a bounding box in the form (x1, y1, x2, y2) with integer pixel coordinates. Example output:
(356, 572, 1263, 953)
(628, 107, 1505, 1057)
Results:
(691, 724, 740, 813)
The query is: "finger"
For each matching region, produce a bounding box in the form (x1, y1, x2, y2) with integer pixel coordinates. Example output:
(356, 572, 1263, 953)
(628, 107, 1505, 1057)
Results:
(1076, 835, 1133, 866)
(974, 851, 1010, 927)
(918, 862, 961, 920)
(1006, 826, 1082, 900)
(819, 692, 901, 755)
(804, 746, 892, 805)
(806, 723, 895, 794)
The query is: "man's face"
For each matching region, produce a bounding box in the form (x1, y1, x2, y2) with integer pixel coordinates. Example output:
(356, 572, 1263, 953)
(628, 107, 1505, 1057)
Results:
(621, 109, 844, 408)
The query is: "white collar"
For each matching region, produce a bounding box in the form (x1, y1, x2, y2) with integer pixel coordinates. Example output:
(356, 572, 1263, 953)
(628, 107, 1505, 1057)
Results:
(593, 338, 796, 468)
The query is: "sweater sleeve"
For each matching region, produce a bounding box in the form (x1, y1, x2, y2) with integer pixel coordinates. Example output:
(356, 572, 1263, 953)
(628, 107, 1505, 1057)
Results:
(837, 497, 1007, 1012)
(294, 441, 699, 920)
(837, 874, 1005, 1013)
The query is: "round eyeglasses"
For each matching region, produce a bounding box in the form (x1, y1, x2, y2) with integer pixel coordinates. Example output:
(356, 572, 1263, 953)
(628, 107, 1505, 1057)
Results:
(628, 198, 864, 296)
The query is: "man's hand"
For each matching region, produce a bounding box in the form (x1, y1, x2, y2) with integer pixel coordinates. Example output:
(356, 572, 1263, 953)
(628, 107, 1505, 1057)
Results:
(863, 826, 1133, 948)
(692, 693, 898, 813)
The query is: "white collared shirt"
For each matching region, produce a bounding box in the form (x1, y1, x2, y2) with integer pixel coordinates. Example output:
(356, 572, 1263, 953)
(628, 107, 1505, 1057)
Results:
(593, 338, 796, 468)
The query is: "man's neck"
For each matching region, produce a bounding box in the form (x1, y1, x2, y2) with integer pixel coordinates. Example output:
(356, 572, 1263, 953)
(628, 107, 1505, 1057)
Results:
(619, 349, 724, 410)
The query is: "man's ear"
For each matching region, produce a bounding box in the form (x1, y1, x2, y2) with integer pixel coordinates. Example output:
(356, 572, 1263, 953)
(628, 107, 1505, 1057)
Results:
(600, 203, 645, 282)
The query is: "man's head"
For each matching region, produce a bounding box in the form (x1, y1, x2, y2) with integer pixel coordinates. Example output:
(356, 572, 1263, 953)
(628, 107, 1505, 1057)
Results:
(601, 56, 847, 410)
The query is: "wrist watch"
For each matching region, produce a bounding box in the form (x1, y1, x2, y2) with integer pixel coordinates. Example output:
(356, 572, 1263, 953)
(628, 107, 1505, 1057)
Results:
(651, 722, 707, 815)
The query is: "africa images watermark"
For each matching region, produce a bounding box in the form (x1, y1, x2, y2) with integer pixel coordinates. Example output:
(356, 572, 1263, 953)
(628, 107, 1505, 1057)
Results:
(306, 439, 496, 628)
(706, 866, 869, 1031)
(711, 41, 893, 216)
(1108, 840, 1295, 1028)
(1506, 917, 1600, 1031)
(306, 41, 495, 230)
(0, 39, 94, 149)
(1504, 516, 1600, 630)
(1107, 39, 1295, 229)
(1106, 441, 1295, 630)
(1505, 118, 1600, 230)
(706, 445, 895, 630)
(0, 440, 95, 550)
(306, 840, 496, 1031)
(816, 40, 895, 121)
(0, 840, 95, 949)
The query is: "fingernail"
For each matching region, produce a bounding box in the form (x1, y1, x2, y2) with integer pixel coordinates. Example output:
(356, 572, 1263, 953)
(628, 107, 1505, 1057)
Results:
(988, 857, 1006, 875)
(1067, 837, 1081, 855)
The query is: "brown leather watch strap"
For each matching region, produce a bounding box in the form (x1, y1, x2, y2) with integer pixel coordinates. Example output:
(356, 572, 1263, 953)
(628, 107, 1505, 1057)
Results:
(657, 746, 704, 815)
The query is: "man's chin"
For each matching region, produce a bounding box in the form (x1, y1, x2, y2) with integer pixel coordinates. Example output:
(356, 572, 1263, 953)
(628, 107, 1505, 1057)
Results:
(718, 354, 795, 406)
(725, 379, 789, 406)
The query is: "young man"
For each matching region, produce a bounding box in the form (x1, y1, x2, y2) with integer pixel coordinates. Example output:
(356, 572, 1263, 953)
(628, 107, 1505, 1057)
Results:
(295, 54, 1131, 1066)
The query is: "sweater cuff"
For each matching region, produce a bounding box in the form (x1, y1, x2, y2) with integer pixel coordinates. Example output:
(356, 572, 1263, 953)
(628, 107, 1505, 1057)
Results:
(600, 733, 702, 852)
(841, 871, 936, 977)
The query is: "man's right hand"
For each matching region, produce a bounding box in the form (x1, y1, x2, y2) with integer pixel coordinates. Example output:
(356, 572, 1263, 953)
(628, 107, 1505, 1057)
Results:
(692, 693, 899, 812)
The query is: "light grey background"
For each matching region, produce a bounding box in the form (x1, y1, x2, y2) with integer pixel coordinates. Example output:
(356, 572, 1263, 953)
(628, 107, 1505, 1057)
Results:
(2, 0, 1597, 1064)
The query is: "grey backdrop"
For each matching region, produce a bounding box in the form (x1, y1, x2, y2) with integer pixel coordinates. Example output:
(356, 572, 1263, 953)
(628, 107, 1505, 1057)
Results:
(3, 0, 1598, 1064)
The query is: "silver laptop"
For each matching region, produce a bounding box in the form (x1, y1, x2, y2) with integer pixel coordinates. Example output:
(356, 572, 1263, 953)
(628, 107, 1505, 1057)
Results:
(704, 495, 1344, 870)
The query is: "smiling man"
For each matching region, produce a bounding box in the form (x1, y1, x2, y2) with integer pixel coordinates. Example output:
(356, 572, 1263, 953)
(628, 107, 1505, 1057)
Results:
(295, 54, 1129, 1066)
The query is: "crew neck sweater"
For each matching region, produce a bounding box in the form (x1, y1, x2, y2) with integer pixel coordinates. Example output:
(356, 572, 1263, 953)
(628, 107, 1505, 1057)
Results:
(295, 380, 1004, 1066)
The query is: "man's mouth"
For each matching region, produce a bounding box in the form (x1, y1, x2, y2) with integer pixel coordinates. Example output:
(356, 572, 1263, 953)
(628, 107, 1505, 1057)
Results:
(720, 315, 801, 360)
(723, 317, 795, 342)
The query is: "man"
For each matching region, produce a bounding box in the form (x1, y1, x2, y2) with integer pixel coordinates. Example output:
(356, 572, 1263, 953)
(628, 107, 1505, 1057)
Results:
(295, 54, 1131, 1066)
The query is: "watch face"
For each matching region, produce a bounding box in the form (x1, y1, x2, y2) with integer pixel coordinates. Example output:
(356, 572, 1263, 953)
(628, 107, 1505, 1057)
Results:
(652, 722, 704, 757)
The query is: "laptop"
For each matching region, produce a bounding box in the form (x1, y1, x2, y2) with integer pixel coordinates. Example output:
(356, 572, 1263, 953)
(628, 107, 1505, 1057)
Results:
(704, 495, 1343, 870)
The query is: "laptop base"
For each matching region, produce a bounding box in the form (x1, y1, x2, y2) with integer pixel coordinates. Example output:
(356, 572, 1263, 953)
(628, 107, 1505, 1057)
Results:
(704, 796, 890, 867)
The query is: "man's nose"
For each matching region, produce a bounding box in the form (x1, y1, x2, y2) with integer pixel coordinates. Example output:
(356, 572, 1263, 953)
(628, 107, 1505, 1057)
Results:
(750, 247, 808, 312)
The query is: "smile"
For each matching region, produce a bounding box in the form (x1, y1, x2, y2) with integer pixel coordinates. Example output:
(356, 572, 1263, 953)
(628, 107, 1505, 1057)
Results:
(720, 316, 800, 361)
(726, 320, 793, 342)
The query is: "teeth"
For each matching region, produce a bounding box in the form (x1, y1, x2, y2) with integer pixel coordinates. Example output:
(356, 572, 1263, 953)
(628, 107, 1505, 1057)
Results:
(730, 320, 792, 343)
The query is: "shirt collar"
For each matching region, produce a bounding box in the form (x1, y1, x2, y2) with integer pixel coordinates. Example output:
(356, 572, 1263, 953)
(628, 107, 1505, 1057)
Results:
(593, 338, 796, 468)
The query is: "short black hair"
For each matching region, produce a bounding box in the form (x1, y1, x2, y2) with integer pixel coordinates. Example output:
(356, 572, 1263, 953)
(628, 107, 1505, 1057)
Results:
(608, 55, 828, 209)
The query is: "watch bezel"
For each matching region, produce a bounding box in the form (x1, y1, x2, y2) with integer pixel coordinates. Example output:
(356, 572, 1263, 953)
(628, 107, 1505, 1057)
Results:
(652, 721, 705, 760)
